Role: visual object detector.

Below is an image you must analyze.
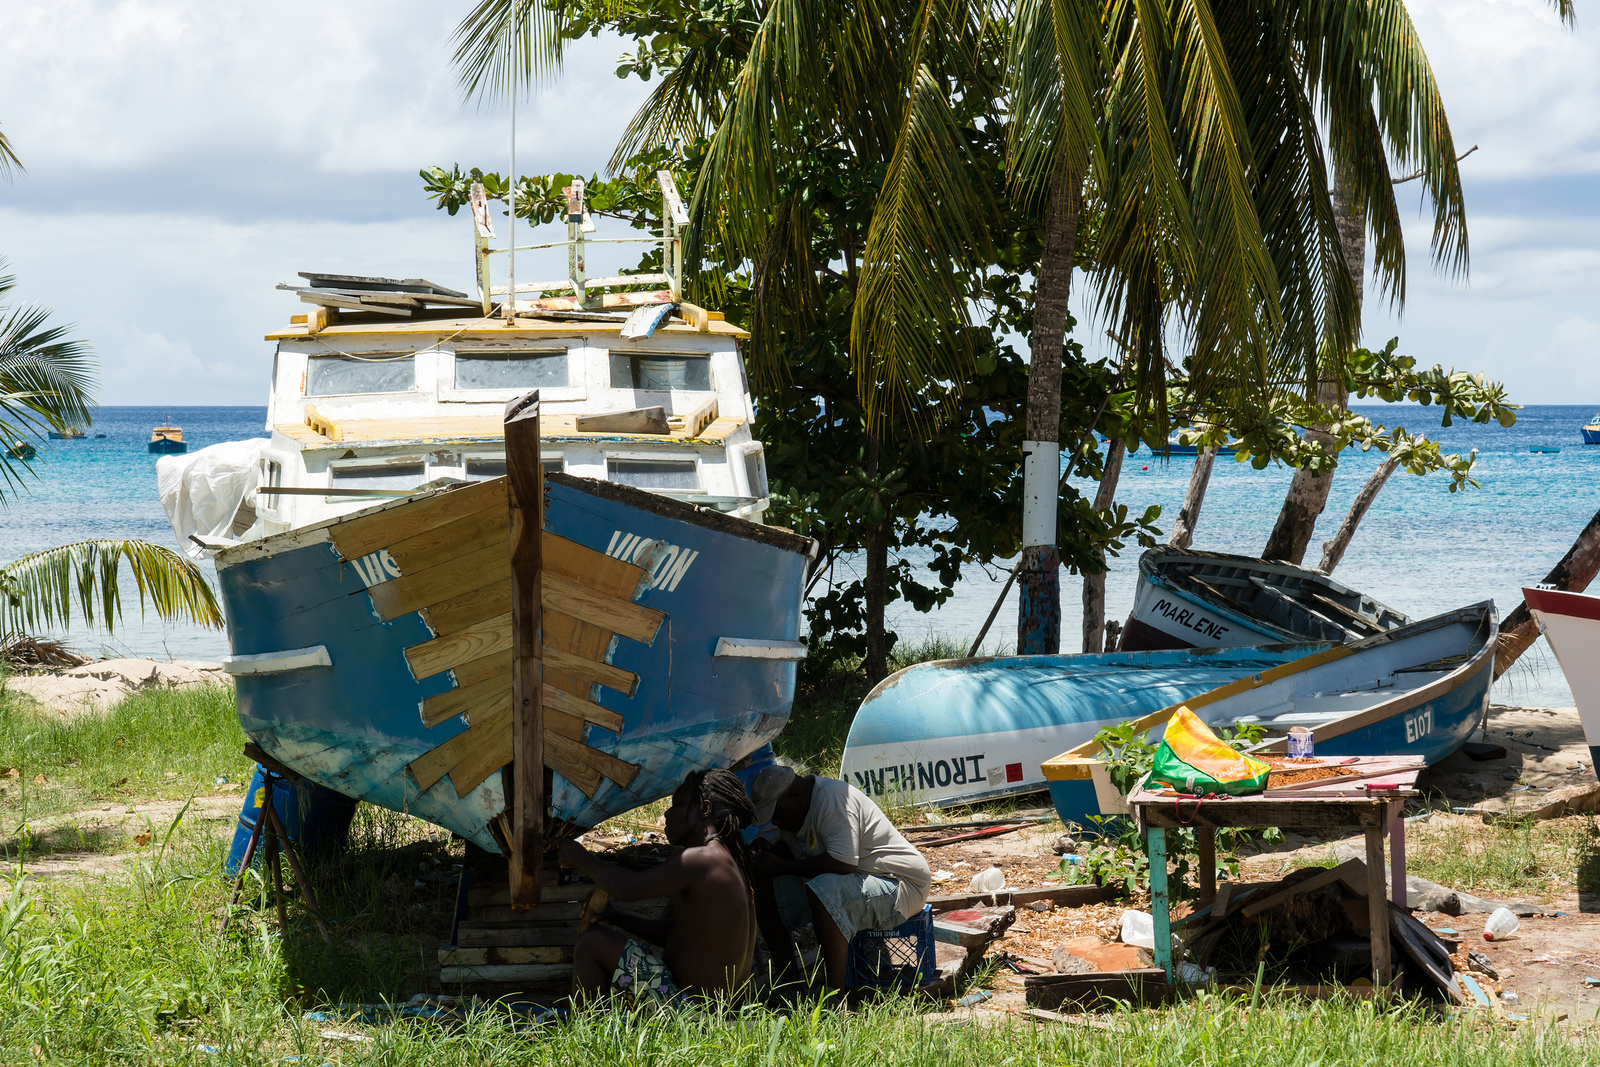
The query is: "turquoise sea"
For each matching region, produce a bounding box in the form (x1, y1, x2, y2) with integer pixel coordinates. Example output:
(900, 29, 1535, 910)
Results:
(3, 404, 1594, 707)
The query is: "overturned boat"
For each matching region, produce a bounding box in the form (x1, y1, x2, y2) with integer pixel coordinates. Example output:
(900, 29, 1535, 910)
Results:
(176, 174, 814, 851)
(1521, 586, 1600, 782)
(837, 643, 1337, 808)
(1044, 602, 1498, 828)
(1120, 546, 1411, 651)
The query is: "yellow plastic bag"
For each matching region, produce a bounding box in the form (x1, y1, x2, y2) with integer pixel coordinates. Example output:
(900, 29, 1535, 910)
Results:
(1150, 707, 1270, 796)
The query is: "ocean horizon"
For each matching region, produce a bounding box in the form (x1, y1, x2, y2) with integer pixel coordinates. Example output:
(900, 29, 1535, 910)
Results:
(3, 402, 1593, 708)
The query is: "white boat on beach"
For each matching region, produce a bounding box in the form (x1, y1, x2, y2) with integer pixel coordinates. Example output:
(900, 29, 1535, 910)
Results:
(1521, 586, 1600, 783)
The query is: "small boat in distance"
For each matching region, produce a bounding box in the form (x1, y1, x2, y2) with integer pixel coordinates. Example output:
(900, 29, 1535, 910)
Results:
(1520, 586, 1600, 783)
(48, 427, 87, 440)
(1582, 416, 1600, 444)
(1164, 439, 1238, 456)
(1121, 547, 1411, 652)
(1044, 602, 1498, 828)
(148, 421, 187, 453)
(1529, 445, 1561, 454)
(4, 442, 36, 460)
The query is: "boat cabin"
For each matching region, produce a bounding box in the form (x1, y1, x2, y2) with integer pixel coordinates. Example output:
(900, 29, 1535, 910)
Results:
(244, 173, 770, 537)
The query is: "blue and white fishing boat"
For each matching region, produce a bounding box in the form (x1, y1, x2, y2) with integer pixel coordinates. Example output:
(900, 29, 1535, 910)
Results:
(1043, 602, 1498, 828)
(837, 643, 1337, 808)
(1120, 546, 1411, 652)
(173, 174, 815, 851)
(1582, 416, 1600, 445)
(1521, 586, 1600, 782)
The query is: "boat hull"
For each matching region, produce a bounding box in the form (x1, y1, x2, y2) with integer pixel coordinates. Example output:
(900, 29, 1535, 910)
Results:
(1582, 425, 1600, 445)
(838, 644, 1335, 809)
(216, 474, 810, 850)
(149, 438, 187, 453)
(1045, 604, 1497, 828)
(1523, 587, 1600, 782)
(1121, 547, 1409, 652)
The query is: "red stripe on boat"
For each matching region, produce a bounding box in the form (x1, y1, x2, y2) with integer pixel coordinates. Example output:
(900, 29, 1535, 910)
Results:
(1523, 586, 1600, 622)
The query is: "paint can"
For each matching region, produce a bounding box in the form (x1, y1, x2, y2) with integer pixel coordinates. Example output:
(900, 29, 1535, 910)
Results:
(1287, 727, 1314, 758)
(225, 765, 360, 875)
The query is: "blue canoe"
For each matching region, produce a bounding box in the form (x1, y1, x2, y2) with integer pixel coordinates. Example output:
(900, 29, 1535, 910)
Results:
(1044, 602, 1498, 828)
(214, 472, 812, 850)
(837, 643, 1337, 808)
(1121, 546, 1411, 652)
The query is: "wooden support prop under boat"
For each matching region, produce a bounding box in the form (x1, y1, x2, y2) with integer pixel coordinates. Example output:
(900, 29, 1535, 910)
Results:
(506, 389, 545, 910)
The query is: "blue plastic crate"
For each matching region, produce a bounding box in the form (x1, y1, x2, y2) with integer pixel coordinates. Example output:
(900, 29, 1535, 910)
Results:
(845, 905, 936, 990)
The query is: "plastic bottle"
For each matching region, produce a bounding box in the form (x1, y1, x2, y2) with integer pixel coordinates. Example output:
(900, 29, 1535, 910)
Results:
(1120, 909, 1156, 949)
(1483, 907, 1520, 941)
(968, 867, 1005, 893)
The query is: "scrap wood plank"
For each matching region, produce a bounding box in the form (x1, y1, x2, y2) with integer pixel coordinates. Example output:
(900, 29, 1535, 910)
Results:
(477, 901, 581, 923)
(455, 922, 579, 947)
(438, 946, 570, 965)
(450, 619, 622, 692)
(385, 504, 509, 574)
(406, 613, 512, 680)
(422, 579, 512, 635)
(505, 388, 544, 911)
(469, 882, 595, 907)
(1241, 860, 1368, 918)
(411, 698, 623, 797)
(438, 964, 573, 983)
(331, 478, 506, 561)
(929, 884, 1112, 911)
(1024, 969, 1173, 1011)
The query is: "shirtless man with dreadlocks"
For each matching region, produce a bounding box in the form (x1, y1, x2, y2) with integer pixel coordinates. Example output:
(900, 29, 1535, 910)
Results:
(559, 768, 758, 1006)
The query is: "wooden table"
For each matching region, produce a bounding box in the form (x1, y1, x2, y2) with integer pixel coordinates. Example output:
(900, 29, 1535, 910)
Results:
(1127, 756, 1424, 985)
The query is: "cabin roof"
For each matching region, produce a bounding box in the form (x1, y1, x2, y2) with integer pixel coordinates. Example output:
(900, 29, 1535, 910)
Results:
(266, 311, 749, 342)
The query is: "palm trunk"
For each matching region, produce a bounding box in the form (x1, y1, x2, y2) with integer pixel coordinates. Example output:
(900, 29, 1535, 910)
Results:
(1167, 446, 1217, 551)
(1081, 439, 1127, 653)
(1263, 169, 1366, 564)
(1018, 152, 1082, 655)
(1494, 506, 1600, 679)
(1318, 453, 1401, 574)
(863, 518, 889, 683)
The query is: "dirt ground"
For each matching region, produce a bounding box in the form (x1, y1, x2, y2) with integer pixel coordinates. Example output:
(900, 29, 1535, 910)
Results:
(1, 794, 243, 882)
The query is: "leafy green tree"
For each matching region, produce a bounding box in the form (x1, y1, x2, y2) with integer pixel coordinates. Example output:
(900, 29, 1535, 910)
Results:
(0, 259, 221, 645)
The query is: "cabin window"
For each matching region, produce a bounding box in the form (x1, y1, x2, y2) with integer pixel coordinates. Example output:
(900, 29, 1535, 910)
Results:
(607, 458, 699, 490)
(330, 461, 426, 491)
(454, 348, 569, 391)
(462, 456, 562, 481)
(743, 447, 768, 497)
(306, 354, 415, 396)
(611, 352, 711, 391)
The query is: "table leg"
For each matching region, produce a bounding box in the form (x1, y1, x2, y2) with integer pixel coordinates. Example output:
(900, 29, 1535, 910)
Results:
(1390, 804, 1407, 910)
(1148, 827, 1172, 979)
(1197, 826, 1217, 900)
(1365, 824, 1392, 985)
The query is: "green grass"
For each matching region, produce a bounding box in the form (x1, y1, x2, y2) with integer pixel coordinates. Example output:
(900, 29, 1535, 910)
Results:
(0, 680, 252, 822)
(1405, 813, 1600, 898)
(4, 833, 1599, 1065)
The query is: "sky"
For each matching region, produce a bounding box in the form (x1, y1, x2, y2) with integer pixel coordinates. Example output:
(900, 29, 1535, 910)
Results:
(0, 0, 1596, 407)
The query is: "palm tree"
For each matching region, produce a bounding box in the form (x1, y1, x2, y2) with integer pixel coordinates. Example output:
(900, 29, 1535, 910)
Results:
(453, 0, 1292, 658)
(0, 260, 222, 645)
(0, 118, 20, 180)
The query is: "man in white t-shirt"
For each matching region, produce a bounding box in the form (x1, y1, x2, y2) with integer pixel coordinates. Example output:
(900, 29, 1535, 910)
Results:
(746, 765, 932, 990)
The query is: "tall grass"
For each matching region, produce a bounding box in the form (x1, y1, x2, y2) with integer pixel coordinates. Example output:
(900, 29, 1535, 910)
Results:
(1406, 813, 1600, 897)
(0, 682, 251, 823)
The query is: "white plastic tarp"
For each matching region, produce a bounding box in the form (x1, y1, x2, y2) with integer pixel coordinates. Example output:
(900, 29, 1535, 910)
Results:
(158, 439, 270, 559)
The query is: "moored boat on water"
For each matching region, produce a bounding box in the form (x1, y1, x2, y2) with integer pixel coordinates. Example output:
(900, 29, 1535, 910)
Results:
(1120, 546, 1411, 652)
(1520, 586, 1600, 782)
(48, 426, 86, 440)
(149, 421, 186, 453)
(1043, 602, 1498, 828)
(169, 174, 815, 851)
(837, 643, 1337, 808)
(1582, 416, 1600, 444)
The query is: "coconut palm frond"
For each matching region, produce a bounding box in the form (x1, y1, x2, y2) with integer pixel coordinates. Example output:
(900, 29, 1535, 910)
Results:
(0, 539, 224, 636)
(452, 0, 567, 102)
(0, 273, 97, 500)
(0, 122, 20, 181)
(1006, 0, 1109, 208)
(852, 0, 996, 431)
(608, 46, 740, 171)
